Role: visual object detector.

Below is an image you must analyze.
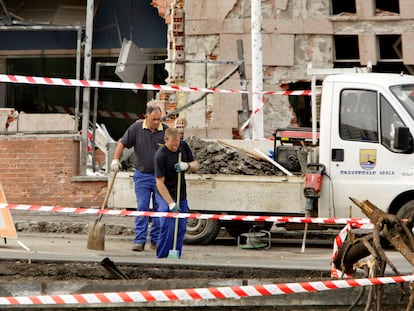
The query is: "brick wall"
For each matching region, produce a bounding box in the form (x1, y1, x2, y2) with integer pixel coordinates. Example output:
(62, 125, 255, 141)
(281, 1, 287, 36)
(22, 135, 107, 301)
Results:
(0, 134, 106, 208)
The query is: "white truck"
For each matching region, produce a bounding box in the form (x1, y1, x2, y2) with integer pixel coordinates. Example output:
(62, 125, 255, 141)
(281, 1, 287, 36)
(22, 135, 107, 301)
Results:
(110, 72, 414, 244)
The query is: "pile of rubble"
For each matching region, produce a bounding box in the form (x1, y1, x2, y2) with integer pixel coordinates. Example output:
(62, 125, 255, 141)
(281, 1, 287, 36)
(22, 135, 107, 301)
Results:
(125, 136, 282, 176)
(186, 137, 282, 175)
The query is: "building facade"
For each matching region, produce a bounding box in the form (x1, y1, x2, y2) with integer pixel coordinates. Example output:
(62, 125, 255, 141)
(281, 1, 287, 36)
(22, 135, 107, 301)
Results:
(154, 0, 414, 138)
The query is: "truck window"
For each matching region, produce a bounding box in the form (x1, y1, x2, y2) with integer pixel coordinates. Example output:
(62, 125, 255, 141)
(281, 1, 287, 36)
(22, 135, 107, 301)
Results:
(380, 95, 408, 152)
(340, 90, 378, 142)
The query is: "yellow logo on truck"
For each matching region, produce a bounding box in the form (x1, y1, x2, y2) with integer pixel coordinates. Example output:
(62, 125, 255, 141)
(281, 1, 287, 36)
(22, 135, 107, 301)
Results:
(360, 149, 376, 170)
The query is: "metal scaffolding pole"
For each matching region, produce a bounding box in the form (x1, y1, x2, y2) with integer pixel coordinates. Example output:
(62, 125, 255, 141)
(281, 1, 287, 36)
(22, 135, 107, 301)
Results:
(251, 0, 264, 139)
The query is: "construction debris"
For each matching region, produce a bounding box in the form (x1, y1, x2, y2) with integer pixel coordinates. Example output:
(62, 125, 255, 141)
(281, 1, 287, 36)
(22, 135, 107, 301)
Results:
(333, 198, 414, 311)
(124, 136, 284, 176)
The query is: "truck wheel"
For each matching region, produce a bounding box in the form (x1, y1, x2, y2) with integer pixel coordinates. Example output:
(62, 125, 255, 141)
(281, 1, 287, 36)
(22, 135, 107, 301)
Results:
(396, 200, 414, 229)
(184, 219, 220, 245)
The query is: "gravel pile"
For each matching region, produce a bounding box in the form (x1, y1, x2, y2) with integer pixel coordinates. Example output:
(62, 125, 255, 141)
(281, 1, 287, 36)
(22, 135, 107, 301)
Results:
(124, 136, 282, 175)
(186, 136, 281, 176)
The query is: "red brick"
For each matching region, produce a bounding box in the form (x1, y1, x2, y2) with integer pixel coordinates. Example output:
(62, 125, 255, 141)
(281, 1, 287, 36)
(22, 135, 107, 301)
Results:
(0, 136, 106, 208)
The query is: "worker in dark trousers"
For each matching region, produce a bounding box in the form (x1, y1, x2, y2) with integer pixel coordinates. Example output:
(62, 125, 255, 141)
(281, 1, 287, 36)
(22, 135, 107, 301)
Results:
(111, 105, 168, 252)
(154, 128, 199, 258)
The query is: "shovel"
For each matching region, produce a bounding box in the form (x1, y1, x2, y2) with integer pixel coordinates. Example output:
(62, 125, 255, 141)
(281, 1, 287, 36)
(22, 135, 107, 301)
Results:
(87, 171, 117, 250)
(167, 153, 182, 259)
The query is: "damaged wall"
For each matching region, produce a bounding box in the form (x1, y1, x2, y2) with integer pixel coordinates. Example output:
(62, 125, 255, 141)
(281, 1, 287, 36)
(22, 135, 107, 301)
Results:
(153, 0, 414, 138)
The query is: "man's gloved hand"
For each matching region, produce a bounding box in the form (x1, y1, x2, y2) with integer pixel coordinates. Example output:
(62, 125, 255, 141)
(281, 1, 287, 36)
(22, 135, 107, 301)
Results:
(169, 202, 181, 213)
(111, 159, 122, 173)
(174, 162, 189, 172)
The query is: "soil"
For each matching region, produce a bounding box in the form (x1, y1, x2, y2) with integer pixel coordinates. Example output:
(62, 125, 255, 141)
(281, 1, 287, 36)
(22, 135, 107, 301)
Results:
(124, 136, 283, 175)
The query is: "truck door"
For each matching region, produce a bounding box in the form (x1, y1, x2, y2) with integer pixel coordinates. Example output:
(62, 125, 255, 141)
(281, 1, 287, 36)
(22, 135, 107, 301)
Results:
(328, 86, 412, 218)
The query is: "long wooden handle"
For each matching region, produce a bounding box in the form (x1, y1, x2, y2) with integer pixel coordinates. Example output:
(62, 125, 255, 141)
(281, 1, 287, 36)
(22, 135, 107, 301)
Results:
(176, 153, 182, 209)
(98, 172, 117, 221)
(172, 153, 182, 251)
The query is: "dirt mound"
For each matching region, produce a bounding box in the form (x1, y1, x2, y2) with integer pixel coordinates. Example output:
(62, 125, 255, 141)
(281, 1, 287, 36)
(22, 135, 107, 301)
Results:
(186, 136, 281, 175)
(124, 136, 282, 175)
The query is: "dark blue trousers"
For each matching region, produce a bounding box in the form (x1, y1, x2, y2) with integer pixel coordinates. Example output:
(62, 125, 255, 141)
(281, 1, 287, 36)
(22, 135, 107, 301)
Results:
(133, 170, 160, 245)
(155, 193, 188, 258)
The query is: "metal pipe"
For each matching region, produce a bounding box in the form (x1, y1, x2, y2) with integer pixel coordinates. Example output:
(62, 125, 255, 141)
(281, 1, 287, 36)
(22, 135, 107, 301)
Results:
(237, 39, 250, 139)
(80, 0, 94, 175)
(311, 74, 317, 163)
(0, 25, 82, 31)
(119, 59, 242, 65)
(91, 63, 101, 172)
(161, 64, 240, 120)
(251, 0, 264, 139)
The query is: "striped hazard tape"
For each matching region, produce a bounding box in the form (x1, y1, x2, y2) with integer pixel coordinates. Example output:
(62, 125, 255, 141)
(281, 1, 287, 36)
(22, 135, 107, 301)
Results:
(0, 203, 374, 226)
(331, 222, 375, 278)
(0, 74, 318, 96)
(0, 275, 413, 305)
(331, 223, 353, 278)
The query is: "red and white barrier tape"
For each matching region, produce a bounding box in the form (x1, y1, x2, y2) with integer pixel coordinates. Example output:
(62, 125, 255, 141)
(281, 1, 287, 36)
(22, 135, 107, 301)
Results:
(331, 222, 375, 278)
(0, 203, 374, 226)
(0, 275, 413, 305)
(240, 94, 266, 131)
(331, 223, 352, 278)
(0, 74, 317, 96)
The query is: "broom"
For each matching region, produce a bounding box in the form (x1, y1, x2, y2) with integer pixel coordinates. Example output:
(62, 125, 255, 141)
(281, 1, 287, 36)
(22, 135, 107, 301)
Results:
(167, 153, 182, 259)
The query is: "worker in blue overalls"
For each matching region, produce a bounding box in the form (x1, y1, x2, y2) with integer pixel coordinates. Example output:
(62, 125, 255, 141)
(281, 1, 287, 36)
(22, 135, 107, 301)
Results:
(111, 105, 168, 252)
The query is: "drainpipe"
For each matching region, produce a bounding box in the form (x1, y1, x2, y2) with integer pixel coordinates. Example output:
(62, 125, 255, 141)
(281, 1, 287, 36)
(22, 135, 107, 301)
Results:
(80, 0, 94, 175)
(251, 0, 264, 139)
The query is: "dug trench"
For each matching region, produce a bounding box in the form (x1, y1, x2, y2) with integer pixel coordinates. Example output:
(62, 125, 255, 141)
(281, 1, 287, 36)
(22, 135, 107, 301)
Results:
(0, 259, 409, 310)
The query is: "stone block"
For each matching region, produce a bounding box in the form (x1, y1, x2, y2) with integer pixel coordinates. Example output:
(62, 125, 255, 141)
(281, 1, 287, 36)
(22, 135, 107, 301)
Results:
(17, 113, 76, 132)
(218, 34, 294, 66)
(402, 33, 414, 65)
(356, 0, 375, 19)
(400, 0, 414, 19)
(184, 127, 233, 139)
(209, 93, 239, 129)
(276, 0, 289, 11)
(262, 34, 294, 66)
(185, 0, 237, 21)
(358, 33, 377, 65)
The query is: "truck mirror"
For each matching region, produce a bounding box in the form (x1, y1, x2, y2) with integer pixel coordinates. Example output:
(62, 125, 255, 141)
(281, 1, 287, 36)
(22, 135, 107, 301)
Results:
(394, 126, 411, 151)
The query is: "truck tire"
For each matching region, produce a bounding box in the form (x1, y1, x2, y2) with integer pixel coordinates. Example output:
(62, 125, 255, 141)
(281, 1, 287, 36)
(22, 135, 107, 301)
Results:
(184, 218, 220, 245)
(396, 200, 414, 227)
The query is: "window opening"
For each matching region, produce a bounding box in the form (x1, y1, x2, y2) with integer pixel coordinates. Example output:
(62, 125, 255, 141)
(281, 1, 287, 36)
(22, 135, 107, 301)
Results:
(380, 95, 407, 152)
(334, 35, 359, 62)
(340, 89, 378, 142)
(376, 0, 400, 15)
(378, 35, 402, 61)
(331, 0, 356, 15)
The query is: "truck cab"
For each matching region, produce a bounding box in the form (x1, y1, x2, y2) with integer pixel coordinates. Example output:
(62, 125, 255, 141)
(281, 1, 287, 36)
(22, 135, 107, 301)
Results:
(319, 73, 414, 219)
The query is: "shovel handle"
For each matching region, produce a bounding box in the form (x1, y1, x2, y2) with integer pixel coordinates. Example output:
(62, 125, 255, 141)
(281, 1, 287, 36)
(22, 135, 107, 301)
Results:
(98, 171, 117, 221)
(172, 153, 182, 251)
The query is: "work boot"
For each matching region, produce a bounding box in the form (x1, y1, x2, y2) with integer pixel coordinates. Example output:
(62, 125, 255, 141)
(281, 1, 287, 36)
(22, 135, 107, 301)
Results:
(132, 243, 144, 252)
